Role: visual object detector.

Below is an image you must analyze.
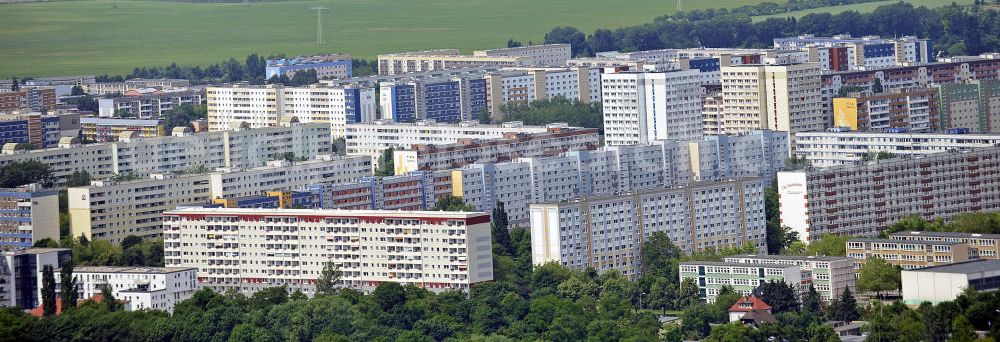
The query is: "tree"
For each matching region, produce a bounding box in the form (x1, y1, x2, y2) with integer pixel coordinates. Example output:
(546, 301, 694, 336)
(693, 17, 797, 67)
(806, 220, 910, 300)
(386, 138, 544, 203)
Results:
(70, 85, 84, 96)
(372, 282, 406, 311)
(65, 171, 91, 187)
(641, 232, 681, 281)
(949, 315, 976, 342)
(10, 78, 19, 91)
(477, 107, 491, 124)
(857, 256, 901, 298)
(491, 201, 513, 256)
(506, 39, 522, 48)
(500, 98, 603, 133)
(543, 26, 588, 56)
(316, 261, 342, 295)
(0, 160, 55, 188)
(101, 284, 119, 312)
(706, 322, 764, 342)
(836, 85, 865, 97)
(59, 261, 78, 312)
(830, 288, 859, 323)
(801, 284, 822, 315)
(375, 147, 394, 177)
(872, 78, 884, 93)
(675, 278, 701, 309)
(432, 195, 475, 211)
(162, 103, 207, 132)
(758, 280, 799, 314)
(41, 265, 57, 316)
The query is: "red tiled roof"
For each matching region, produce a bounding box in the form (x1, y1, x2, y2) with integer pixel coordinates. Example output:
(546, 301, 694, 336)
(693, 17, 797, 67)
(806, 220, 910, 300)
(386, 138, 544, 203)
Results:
(728, 295, 772, 313)
(29, 294, 105, 317)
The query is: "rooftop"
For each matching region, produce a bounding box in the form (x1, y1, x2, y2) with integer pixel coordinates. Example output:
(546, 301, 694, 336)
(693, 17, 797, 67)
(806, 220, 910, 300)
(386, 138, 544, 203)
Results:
(890, 230, 1000, 240)
(72, 266, 196, 274)
(165, 207, 489, 218)
(907, 259, 1000, 274)
(679, 261, 798, 269)
(727, 254, 851, 262)
(848, 238, 966, 245)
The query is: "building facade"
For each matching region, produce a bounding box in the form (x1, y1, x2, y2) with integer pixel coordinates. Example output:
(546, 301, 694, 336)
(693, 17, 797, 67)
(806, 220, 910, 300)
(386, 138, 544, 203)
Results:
(901, 260, 1000, 304)
(163, 208, 494, 295)
(97, 89, 203, 119)
(679, 261, 802, 303)
(0, 88, 56, 114)
(723, 254, 855, 302)
(889, 231, 1000, 260)
(0, 248, 72, 309)
(61, 266, 197, 313)
(794, 130, 1000, 168)
(0, 113, 62, 148)
(81, 118, 164, 143)
(602, 70, 704, 146)
(207, 84, 377, 138)
(0, 184, 59, 250)
(847, 238, 969, 271)
(472, 44, 571, 67)
(720, 63, 824, 142)
(832, 88, 939, 132)
(936, 79, 1000, 132)
(530, 179, 767, 277)
(778, 147, 1000, 242)
(266, 54, 353, 80)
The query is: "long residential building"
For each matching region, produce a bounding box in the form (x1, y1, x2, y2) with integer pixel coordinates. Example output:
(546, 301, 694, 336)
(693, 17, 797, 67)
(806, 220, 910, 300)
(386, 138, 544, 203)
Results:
(794, 130, 1000, 167)
(720, 63, 824, 142)
(602, 70, 704, 146)
(265, 54, 353, 80)
(379, 77, 485, 123)
(889, 231, 1000, 260)
(832, 88, 939, 132)
(723, 254, 855, 302)
(936, 79, 1000, 132)
(0, 88, 56, 114)
(530, 178, 766, 277)
(97, 89, 204, 119)
(778, 146, 1000, 242)
(163, 208, 494, 295)
(68, 156, 370, 242)
(392, 127, 600, 175)
(206, 83, 377, 138)
(0, 184, 58, 250)
(84, 79, 190, 95)
(378, 48, 546, 75)
(60, 266, 197, 313)
(679, 261, 802, 303)
(846, 238, 969, 272)
(80, 118, 164, 143)
(483, 66, 601, 116)
(473, 44, 572, 67)
(774, 34, 933, 70)
(0, 122, 332, 185)
(345, 120, 553, 165)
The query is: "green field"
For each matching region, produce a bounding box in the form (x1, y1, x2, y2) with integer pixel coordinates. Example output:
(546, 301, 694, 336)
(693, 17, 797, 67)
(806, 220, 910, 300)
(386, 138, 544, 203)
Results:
(0, 0, 786, 77)
(752, 0, 974, 22)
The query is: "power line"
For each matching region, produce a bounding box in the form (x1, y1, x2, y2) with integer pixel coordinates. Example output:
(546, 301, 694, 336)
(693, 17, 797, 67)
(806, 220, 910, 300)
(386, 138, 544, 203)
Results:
(310, 6, 330, 45)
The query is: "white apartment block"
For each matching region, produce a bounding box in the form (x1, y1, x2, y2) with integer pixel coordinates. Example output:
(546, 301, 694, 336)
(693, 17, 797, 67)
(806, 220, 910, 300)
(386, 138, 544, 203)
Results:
(795, 131, 1000, 168)
(473, 44, 572, 67)
(0, 248, 72, 309)
(720, 63, 824, 142)
(679, 261, 802, 302)
(345, 120, 551, 167)
(602, 70, 704, 146)
(207, 84, 376, 138)
(60, 266, 197, 313)
(483, 67, 601, 116)
(723, 254, 856, 302)
(378, 49, 531, 75)
(0, 123, 332, 185)
(98, 89, 203, 119)
(69, 156, 370, 242)
(392, 127, 600, 175)
(530, 178, 766, 277)
(163, 208, 494, 295)
(778, 147, 1000, 242)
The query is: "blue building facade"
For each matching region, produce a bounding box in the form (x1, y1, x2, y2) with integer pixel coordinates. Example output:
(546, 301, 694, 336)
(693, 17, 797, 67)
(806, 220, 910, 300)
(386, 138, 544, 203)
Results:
(423, 80, 462, 123)
(0, 115, 61, 148)
(467, 78, 487, 120)
(387, 84, 417, 123)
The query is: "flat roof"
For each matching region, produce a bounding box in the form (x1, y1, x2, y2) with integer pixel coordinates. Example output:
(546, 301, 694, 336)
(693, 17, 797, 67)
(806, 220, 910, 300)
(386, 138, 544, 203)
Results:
(680, 261, 798, 269)
(165, 207, 489, 218)
(727, 254, 851, 262)
(908, 259, 1000, 274)
(891, 231, 1000, 240)
(72, 266, 196, 274)
(849, 238, 966, 245)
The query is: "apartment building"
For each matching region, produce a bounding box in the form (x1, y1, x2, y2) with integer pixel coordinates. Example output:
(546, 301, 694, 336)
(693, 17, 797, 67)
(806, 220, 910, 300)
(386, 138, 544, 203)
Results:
(472, 44, 571, 67)
(779, 147, 1000, 242)
(702, 90, 725, 135)
(832, 88, 939, 132)
(97, 89, 204, 119)
(265, 54, 353, 80)
(774, 34, 933, 68)
(0, 88, 56, 114)
(483, 67, 601, 116)
(69, 156, 370, 242)
(724, 254, 855, 302)
(61, 266, 197, 313)
(344, 120, 552, 166)
(80, 118, 164, 143)
(207, 83, 377, 137)
(889, 231, 1000, 260)
(305, 170, 451, 212)
(530, 179, 766, 277)
(846, 238, 969, 271)
(0, 113, 62, 148)
(163, 208, 494, 294)
(378, 49, 531, 75)
(0, 122, 332, 185)
(794, 130, 1000, 167)
(937, 79, 1000, 132)
(679, 261, 802, 303)
(0, 184, 58, 250)
(0, 248, 72, 309)
(392, 127, 600, 175)
(720, 63, 824, 142)
(210, 190, 316, 209)
(84, 78, 190, 95)
(819, 56, 1000, 127)
(602, 70, 704, 146)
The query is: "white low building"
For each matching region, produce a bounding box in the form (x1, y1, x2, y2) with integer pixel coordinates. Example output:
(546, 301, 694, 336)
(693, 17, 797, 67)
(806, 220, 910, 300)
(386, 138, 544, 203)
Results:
(902, 259, 1000, 305)
(62, 266, 197, 313)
